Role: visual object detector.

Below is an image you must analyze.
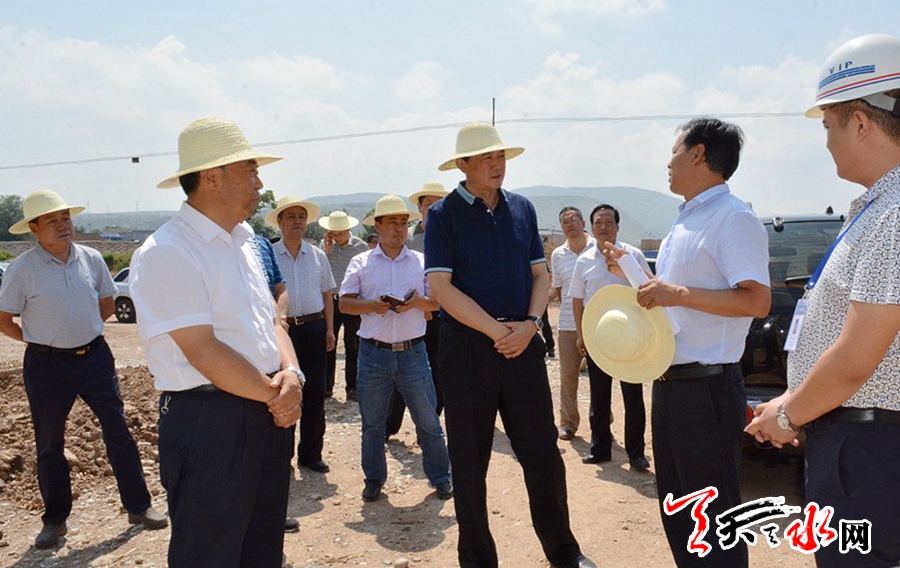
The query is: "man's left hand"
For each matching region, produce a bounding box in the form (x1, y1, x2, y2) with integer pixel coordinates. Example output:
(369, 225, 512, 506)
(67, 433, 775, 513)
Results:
(325, 330, 336, 352)
(267, 370, 303, 428)
(744, 395, 801, 449)
(494, 321, 536, 359)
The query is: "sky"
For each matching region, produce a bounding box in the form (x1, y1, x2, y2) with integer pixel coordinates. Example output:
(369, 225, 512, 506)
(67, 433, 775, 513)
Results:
(1, 1, 898, 218)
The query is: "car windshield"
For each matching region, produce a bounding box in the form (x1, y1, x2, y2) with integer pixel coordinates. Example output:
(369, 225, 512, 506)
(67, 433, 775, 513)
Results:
(767, 219, 843, 285)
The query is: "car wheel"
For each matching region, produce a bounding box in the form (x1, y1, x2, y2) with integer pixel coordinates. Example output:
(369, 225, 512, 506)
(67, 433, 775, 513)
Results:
(115, 297, 136, 324)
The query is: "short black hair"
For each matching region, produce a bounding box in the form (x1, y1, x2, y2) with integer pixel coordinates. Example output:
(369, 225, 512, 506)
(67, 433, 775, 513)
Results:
(590, 204, 619, 225)
(558, 206, 583, 221)
(679, 117, 744, 180)
(179, 171, 200, 195)
(365, 233, 379, 243)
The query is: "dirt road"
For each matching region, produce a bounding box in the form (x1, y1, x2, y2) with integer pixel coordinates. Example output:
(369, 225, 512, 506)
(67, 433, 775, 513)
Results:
(0, 314, 813, 567)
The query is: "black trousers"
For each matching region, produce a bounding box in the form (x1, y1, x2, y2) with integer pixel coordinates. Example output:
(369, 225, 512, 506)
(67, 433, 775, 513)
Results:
(386, 315, 443, 436)
(288, 318, 328, 465)
(439, 322, 582, 568)
(158, 388, 293, 568)
(326, 296, 361, 394)
(23, 339, 151, 525)
(805, 417, 900, 567)
(652, 364, 747, 568)
(585, 356, 645, 460)
(541, 307, 554, 352)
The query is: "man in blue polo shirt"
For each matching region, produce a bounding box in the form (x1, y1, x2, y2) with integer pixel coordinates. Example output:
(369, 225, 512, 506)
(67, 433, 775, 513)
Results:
(426, 122, 594, 568)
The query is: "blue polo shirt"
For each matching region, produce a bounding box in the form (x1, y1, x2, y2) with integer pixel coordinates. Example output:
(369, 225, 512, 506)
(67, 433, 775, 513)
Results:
(424, 182, 545, 323)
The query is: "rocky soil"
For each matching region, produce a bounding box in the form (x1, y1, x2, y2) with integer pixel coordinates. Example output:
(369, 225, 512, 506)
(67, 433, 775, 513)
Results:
(0, 317, 813, 567)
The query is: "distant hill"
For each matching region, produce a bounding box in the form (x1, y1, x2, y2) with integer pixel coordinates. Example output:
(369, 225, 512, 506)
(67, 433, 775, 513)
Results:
(76, 186, 682, 246)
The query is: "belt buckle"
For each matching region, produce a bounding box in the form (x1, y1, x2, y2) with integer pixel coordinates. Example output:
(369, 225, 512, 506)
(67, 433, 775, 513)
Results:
(74, 348, 87, 356)
(391, 343, 404, 352)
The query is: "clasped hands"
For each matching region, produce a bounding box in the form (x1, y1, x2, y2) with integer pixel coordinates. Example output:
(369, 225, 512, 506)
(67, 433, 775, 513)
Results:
(266, 369, 303, 428)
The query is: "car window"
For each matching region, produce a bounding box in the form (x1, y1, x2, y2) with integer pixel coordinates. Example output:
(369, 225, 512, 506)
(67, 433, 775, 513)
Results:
(113, 267, 130, 283)
(766, 220, 842, 285)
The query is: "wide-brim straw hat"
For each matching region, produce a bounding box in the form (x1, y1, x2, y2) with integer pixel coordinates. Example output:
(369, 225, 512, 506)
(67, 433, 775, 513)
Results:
(363, 194, 422, 226)
(408, 182, 449, 206)
(10, 190, 85, 235)
(318, 211, 360, 232)
(157, 117, 282, 189)
(264, 195, 321, 229)
(582, 285, 675, 384)
(438, 122, 525, 171)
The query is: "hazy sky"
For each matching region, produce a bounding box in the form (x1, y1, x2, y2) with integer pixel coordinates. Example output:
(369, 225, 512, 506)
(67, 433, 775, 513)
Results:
(1, 1, 898, 217)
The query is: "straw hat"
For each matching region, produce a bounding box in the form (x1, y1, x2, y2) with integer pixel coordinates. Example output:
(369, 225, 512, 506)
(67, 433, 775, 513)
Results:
(582, 285, 675, 384)
(438, 122, 525, 171)
(10, 190, 86, 235)
(157, 118, 282, 189)
(264, 195, 321, 229)
(408, 182, 449, 206)
(363, 195, 422, 226)
(318, 211, 360, 232)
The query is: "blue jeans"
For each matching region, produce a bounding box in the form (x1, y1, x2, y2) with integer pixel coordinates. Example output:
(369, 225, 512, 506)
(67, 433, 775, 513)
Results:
(356, 338, 450, 486)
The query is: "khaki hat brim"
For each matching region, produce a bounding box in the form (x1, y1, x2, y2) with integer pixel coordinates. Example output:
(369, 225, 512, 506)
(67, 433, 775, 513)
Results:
(264, 200, 321, 229)
(318, 215, 360, 232)
(10, 205, 86, 235)
(582, 285, 675, 384)
(157, 152, 282, 189)
(408, 189, 449, 206)
(437, 146, 525, 171)
(363, 208, 421, 227)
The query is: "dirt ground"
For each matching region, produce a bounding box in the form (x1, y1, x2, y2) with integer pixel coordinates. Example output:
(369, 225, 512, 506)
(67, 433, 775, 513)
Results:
(0, 308, 815, 568)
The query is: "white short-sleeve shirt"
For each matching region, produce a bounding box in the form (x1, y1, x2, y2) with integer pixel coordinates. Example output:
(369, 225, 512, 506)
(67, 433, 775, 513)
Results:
(130, 202, 281, 391)
(551, 235, 595, 331)
(569, 241, 648, 303)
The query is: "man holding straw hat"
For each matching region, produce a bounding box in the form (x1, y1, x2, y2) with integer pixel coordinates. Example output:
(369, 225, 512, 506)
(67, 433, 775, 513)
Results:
(426, 122, 594, 568)
(607, 117, 769, 567)
(130, 117, 303, 568)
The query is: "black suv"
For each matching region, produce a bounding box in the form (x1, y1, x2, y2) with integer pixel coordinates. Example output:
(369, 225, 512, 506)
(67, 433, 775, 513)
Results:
(741, 214, 845, 436)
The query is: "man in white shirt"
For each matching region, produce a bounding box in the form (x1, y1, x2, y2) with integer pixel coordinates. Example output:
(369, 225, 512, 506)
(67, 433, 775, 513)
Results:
(130, 118, 303, 568)
(570, 205, 650, 471)
(608, 118, 769, 567)
(550, 206, 593, 441)
(268, 195, 336, 474)
(339, 195, 451, 503)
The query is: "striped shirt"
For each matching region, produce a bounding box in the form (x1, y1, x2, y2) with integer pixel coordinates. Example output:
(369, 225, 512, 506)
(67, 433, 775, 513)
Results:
(251, 235, 285, 296)
(551, 235, 594, 331)
(273, 239, 335, 316)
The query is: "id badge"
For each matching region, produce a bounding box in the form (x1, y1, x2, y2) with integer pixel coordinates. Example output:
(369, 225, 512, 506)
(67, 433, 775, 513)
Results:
(784, 299, 808, 352)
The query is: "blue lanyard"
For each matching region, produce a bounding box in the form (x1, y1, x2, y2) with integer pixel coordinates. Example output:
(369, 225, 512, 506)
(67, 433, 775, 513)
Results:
(806, 200, 874, 291)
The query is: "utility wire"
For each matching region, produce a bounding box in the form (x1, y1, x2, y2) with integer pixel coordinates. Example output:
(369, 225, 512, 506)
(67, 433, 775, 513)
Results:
(0, 111, 806, 172)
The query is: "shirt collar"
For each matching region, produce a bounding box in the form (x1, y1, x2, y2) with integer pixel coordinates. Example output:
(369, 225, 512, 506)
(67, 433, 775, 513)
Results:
(35, 242, 75, 265)
(563, 233, 594, 252)
(373, 243, 412, 261)
(855, 164, 900, 209)
(456, 182, 509, 206)
(679, 183, 730, 214)
(178, 202, 252, 246)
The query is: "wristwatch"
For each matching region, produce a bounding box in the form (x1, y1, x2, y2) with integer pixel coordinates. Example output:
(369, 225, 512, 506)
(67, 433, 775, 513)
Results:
(526, 315, 543, 331)
(283, 365, 306, 387)
(776, 402, 799, 433)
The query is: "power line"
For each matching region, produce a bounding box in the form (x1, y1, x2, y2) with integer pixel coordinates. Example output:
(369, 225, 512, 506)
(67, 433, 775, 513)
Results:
(0, 111, 807, 172)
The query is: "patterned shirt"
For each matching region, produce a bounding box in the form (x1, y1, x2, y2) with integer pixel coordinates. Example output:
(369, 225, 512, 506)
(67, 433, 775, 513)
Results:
(551, 234, 594, 331)
(321, 236, 368, 295)
(251, 235, 285, 296)
(787, 165, 900, 410)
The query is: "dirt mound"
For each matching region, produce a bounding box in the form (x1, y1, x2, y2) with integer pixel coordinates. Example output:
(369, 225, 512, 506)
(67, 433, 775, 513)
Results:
(0, 367, 163, 513)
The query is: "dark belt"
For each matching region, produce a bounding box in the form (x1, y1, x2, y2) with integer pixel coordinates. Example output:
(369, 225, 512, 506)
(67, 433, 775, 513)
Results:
(26, 335, 104, 357)
(660, 362, 738, 381)
(286, 312, 324, 326)
(362, 336, 425, 352)
(809, 407, 900, 429)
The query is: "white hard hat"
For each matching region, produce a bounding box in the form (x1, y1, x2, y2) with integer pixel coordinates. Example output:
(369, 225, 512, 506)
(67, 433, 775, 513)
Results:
(807, 34, 900, 118)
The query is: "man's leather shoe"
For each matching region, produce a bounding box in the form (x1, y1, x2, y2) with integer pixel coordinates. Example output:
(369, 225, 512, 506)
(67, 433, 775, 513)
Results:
(558, 428, 575, 441)
(346, 389, 358, 402)
(34, 522, 67, 549)
(362, 480, 382, 502)
(300, 459, 330, 473)
(128, 506, 168, 530)
(553, 555, 597, 568)
(581, 454, 611, 464)
(435, 481, 453, 500)
(284, 517, 299, 533)
(629, 456, 651, 472)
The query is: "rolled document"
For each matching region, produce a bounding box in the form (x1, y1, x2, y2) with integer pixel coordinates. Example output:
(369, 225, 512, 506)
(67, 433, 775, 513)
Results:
(616, 253, 680, 335)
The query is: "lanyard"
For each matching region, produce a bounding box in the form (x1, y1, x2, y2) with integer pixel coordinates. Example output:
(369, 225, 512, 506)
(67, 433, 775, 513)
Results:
(806, 200, 874, 291)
